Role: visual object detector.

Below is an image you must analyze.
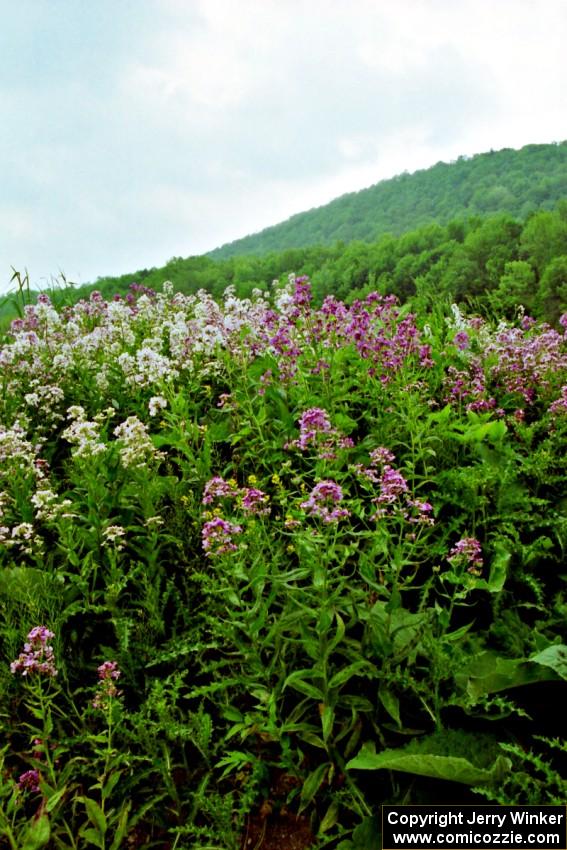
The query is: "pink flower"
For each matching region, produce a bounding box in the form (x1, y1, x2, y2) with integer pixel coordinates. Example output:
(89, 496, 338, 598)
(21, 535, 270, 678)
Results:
(202, 476, 237, 504)
(240, 487, 270, 516)
(300, 480, 350, 523)
(92, 661, 122, 710)
(448, 537, 483, 574)
(18, 770, 41, 793)
(10, 627, 58, 678)
(202, 517, 242, 556)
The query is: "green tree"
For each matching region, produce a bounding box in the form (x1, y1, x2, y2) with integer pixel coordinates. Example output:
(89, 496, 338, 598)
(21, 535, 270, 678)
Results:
(535, 255, 567, 323)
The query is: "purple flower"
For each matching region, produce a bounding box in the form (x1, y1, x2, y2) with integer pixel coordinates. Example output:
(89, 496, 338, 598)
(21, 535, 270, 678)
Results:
(369, 447, 396, 467)
(18, 770, 41, 793)
(300, 480, 350, 523)
(376, 466, 409, 505)
(240, 487, 270, 516)
(97, 660, 121, 681)
(202, 477, 237, 504)
(10, 627, 58, 678)
(550, 385, 567, 415)
(287, 408, 352, 459)
(202, 517, 243, 556)
(453, 331, 470, 351)
(448, 537, 483, 574)
(406, 499, 435, 525)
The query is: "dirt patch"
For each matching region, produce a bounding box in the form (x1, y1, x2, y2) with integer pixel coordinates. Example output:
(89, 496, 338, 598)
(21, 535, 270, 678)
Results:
(241, 811, 315, 850)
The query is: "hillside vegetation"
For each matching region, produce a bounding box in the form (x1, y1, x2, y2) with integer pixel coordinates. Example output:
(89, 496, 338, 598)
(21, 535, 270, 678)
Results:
(3, 143, 566, 333)
(4, 204, 566, 332)
(208, 142, 567, 258)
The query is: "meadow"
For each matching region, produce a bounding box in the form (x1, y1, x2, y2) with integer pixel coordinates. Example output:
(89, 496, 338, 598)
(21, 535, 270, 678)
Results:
(0, 276, 566, 849)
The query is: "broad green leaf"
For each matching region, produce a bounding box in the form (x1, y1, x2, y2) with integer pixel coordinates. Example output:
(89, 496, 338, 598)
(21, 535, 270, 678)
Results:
(101, 770, 122, 801)
(317, 607, 334, 635)
(346, 743, 510, 785)
(327, 611, 346, 654)
(109, 803, 132, 850)
(455, 651, 560, 700)
(22, 811, 51, 850)
(351, 815, 381, 850)
(531, 644, 567, 680)
(473, 545, 511, 593)
(296, 730, 327, 749)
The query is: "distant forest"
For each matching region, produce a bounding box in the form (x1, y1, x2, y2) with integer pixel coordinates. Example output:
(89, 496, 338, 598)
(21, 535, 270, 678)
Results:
(2, 142, 566, 328)
(208, 141, 567, 258)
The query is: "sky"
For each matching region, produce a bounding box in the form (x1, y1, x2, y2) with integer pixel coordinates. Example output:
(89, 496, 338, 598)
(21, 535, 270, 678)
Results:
(1, 0, 566, 295)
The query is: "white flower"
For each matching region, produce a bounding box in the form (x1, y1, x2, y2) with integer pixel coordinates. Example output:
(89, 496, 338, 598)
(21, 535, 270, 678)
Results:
(149, 396, 167, 417)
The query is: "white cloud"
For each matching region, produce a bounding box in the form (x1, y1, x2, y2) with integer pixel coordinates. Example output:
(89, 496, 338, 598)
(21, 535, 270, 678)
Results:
(0, 0, 566, 293)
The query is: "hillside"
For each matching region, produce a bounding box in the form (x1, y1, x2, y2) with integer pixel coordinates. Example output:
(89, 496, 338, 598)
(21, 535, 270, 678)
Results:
(207, 142, 567, 259)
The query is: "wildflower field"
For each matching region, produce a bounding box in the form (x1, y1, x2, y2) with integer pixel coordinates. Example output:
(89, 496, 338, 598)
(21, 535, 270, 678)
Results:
(1, 276, 566, 849)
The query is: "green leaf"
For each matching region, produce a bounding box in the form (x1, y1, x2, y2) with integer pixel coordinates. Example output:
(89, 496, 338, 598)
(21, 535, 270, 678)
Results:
(296, 730, 327, 749)
(455, 651, 560, 699)
(473, 544, 510, 593)
(45, 785, 67, 812)
(319, 800, 339, 834)
(321, 703, 335, 742)
(22, 811, 51, 850)
(109, 803, 132, 850)
(283, 669, 324, 701)
(531, 644, 567, 680)
(328, 661, 372, 690)
(80, 827, 104, 847)
(346, 743, 510, 785)
(101, 769, 122, 801)
(82, 797, 107, 836)
(378, 684, 401, 728)
(351, 815, 381, 850)
(299, 762, 330, 813)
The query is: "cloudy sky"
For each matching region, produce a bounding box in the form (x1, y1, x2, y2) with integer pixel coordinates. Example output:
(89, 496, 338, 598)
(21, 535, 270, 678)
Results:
(1, 0, 566, 294)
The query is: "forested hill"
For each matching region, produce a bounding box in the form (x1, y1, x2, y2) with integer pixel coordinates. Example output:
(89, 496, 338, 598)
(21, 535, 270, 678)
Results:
(208, 142, 567, 259)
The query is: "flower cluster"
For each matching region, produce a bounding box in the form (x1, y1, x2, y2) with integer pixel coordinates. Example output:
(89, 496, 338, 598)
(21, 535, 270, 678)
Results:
(62, 406, 107, 459)
(286, 407, 353, 459)
(353, 448, 434, 525)
(442, 314, 567, 415)
(202, 476, 238, 504)
(148, 395, 168, 417)
(102, 524, 127, 550)
(549, 385, 567, 415)
(240, 487, 270, 516)
(300, 480, 350, 523)
(447, 537, 484, 575)
(201, 517, 243, 556)
(31, 487, 74, 522)
(10, 626, 58, 678)
(18, 769, 41, 793)
(113, 416, 164, 469)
